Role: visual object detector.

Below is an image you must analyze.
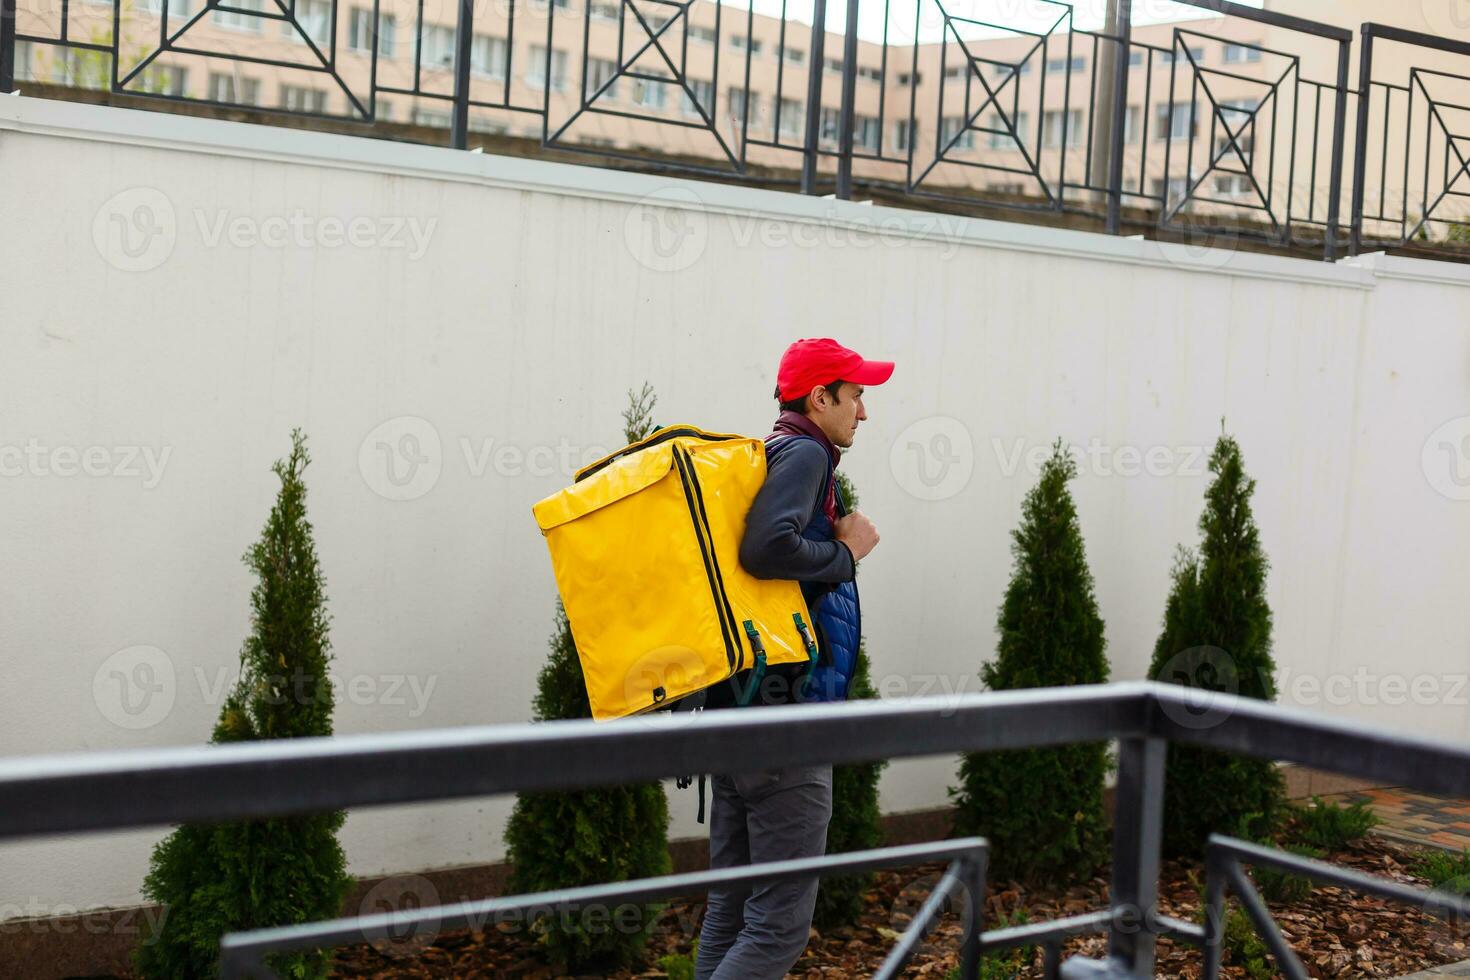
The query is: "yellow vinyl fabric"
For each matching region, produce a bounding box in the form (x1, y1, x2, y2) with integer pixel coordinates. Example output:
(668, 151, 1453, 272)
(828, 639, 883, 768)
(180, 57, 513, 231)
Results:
(532, 425, 815, 720)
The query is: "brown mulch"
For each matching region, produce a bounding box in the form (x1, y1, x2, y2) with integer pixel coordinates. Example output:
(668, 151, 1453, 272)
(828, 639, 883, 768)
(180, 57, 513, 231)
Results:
(328, 836, 1470, 979)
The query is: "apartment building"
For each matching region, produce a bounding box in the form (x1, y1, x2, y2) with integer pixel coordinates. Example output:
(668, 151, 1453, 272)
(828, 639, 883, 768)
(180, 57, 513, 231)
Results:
(9, 0, 1465, 225)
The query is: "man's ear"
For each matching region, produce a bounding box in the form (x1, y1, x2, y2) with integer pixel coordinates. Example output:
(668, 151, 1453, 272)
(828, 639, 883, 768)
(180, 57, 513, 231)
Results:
(808, 385, 828, 411)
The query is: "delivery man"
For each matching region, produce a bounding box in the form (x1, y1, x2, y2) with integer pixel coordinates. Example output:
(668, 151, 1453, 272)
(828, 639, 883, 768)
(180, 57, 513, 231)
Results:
(696, 337, 893, 980)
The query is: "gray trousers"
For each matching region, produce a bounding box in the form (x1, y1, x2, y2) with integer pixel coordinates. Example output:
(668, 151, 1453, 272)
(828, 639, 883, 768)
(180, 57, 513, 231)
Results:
(695, 763, 834, 980)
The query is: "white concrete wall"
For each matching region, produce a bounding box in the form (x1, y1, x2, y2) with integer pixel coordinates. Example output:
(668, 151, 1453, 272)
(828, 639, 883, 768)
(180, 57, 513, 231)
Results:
(2, 96, 1468, 920)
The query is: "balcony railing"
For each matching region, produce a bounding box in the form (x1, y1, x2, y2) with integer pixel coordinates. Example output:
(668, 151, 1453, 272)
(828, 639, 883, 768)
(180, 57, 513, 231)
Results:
(4, 681, 1470, 978)
(3, 0, 1470, 262)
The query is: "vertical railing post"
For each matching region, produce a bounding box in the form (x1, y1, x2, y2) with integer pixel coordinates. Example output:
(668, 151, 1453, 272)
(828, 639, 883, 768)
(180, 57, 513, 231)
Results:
(449, 0, 476, 149)
(1106, 736, 1166, 977)
(833, 0, 860, 200)
(957, 847, 987, 979)
(1104, 0, 1132, 236)
(1348, 25, 1375, 257)
(0, 0, 17, 94)
(1200, 843, 1227, 980)
(800, 0, 829, 195)
(1324, 34, 1351, 261)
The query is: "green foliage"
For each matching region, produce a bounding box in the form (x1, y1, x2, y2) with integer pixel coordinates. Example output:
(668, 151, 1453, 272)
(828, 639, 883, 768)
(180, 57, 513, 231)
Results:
(657, 940, 698, 980)
(1223, 906, 1276, 979)
(1147, 432, 1285, 858)
(942, 909, 1034, 980)
(136, 431, 351, 979)
(503, 385, 672, 972)
(1252, 843, 1323, 904)
(951, 442, 1110, 886)
(1287, 796, 1380, 852)
(1414, 848, 1470, 888)
(812, 472, 888, 930)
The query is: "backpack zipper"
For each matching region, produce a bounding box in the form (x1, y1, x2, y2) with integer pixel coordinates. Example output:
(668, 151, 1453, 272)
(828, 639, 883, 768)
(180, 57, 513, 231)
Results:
(671, 444, 741, 675)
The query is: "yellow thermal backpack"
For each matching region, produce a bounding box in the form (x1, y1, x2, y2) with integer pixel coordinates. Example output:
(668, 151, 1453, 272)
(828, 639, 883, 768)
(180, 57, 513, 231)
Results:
(532, 425, 819, 721)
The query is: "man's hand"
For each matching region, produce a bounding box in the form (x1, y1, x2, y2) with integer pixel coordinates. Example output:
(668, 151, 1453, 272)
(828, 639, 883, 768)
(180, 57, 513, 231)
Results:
(834, 510, 879, 563)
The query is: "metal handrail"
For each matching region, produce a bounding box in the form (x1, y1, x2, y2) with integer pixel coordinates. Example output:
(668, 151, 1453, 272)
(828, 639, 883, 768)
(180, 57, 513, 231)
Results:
(7, 681, 1470, 977)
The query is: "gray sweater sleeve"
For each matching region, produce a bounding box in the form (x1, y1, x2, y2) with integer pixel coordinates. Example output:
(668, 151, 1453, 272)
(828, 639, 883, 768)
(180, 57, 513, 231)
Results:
(739, 439, 856, 583)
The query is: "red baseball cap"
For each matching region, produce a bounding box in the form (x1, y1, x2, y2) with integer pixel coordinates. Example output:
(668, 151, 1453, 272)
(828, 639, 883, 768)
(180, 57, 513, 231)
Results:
(776, 338, 895, 402)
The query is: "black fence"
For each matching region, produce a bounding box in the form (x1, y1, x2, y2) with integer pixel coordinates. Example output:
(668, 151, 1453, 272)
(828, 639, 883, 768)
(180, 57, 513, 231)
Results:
(2, 0, 1469, 261)
(4, 682, 1470, 979)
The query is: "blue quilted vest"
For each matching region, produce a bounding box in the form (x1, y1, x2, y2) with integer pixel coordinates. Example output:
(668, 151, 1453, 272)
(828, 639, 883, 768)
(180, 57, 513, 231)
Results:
(763, 434, 862, 703)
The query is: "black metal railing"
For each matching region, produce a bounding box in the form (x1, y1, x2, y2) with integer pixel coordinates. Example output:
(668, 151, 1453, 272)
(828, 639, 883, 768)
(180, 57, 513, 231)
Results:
(4, 682, 1470, 979)
(1, 0, 1469, 262)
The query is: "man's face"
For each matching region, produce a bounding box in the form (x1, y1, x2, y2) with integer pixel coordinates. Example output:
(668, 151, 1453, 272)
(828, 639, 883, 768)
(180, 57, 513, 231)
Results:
(809, 383, 867, 449)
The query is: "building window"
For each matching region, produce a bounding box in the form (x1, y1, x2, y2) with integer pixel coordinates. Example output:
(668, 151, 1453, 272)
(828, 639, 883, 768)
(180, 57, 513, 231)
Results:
(1218, 98, 1257, 130)
(589, 1, 618, 19)
(58, 50, 109, 89)
(782, 47, 804, 65)
(1223, 43, 1261, 64)
(940, 115, 974, 151)
(1041, 109, 1082, 148)
(728, 87, 762, 127)
(1151, 175, 1189, 205)
(137, 0, 194, 17)
(468, 117, 508, 134)
(412, 107, 451, 127)
(421, 25, 457, 70)
(1128, 49, 1144, 68)
(284, 0, 329, 45)
(471, 35, 507, 78)
(1158, 46, 1205, 65)
(1046, 55, 1085, 73)
(526, 45, 567, 91)
(1123, 104, 1140, 143)
(854, 114, 880, 151)
(348, 9, 396, 57)
(689, 25, 716, 43)
(824, 56, 844, 74)
(1216, 132, 1255, 159)
(207, 71, 260, 104)
(989, 181, 1024, 194)
(212, 0, 263, 32)
(893, 119, 912, 151)
(777, 97, 803, 138)
(985, 111, 1028, 150)
(586, 57, 618, 99)
(681, 78, 713, 118)
(376, 99, 393, 120)
(858, 65, 882, 82)
(731, 35, 763, 55)
(818, 106, 839, 145)
(281, 84, 327, 112)
(632, 73, 668, 109)
(1214, 173, 1252, 196)
(896, 71, 922, 86)
(143, 63, 187, 95)
(943, 63, 965, 80)
(529, 0, 570, 11)
(1154, 102, 1197, 140)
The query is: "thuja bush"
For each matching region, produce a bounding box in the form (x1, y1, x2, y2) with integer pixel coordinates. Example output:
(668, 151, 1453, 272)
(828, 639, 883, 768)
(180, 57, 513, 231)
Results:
(136, 431, 351, 979)
(951, 442, 1110, 886)
(502, 384, 672, 972)
(1147, 432, 1285, 858)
